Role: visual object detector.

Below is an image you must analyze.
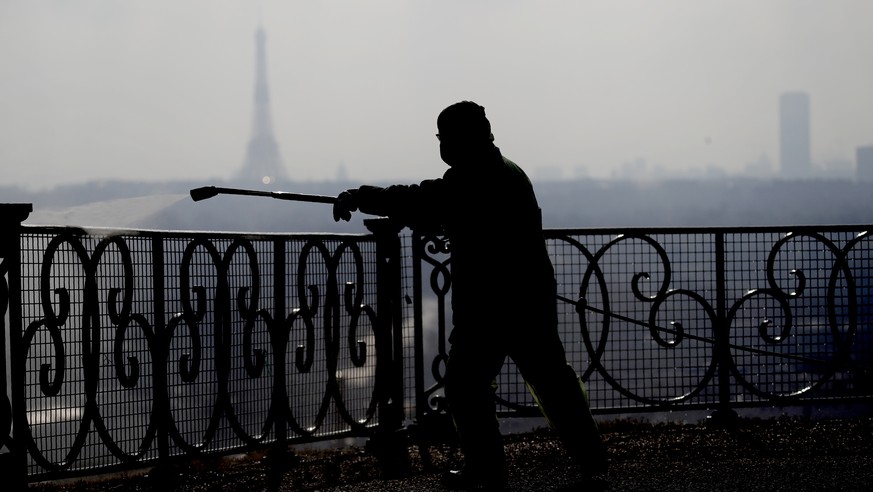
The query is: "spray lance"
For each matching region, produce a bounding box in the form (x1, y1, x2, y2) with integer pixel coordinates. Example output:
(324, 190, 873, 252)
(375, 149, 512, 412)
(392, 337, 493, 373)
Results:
(190, 185, 411, 227)
(189, 186, 337, 205)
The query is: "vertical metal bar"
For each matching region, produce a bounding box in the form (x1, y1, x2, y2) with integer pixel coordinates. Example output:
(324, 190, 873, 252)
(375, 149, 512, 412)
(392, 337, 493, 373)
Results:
(272, 238, 288, 449)
(710, 230, 737, 426)
(2, 204, 32, 487)
(151, 235, 171, 464)
(362, 219, 413, 476)
(411, 233, 426, 424)
(261, 237, 290, 487)
(389, 231, 405, 428)
(0, 240, 15, 479)
(366, 219, 404, 431)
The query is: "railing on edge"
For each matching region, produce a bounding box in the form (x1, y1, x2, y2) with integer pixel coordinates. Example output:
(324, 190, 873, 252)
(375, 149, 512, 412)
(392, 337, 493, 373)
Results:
(411, 226, 873, 424)
(2, 202, 872, 485)
(1, 209, 406, 484)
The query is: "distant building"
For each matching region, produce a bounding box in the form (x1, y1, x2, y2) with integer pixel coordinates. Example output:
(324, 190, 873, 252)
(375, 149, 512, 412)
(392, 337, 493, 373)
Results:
(820, 158, 855, 180)
(858, 146, 873, 182)
(336, 163, 349, 182)
(743, 153, 774, 178)
(779, 92, 811, 179)
(534, 166, 564, 181)
(237, 26, 287, 187)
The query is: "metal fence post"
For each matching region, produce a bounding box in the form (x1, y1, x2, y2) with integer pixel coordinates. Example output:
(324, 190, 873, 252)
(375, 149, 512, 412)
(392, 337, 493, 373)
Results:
(364, 218, 405, 431)
(410, 233, 427, 425)
(0, 203, 33, 488)
(150, 235, 172, 471)
(363, 218, 409, 475)
(709, 231, 738, 427)
(266, 237, 289, 484)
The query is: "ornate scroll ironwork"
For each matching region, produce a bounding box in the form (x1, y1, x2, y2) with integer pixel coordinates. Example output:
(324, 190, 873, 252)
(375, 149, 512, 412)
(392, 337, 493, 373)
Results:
(412, 234, 452, 418)
(22, 232, 154, 471)
(15, 227, 384, 478)
(6, 221, 873, 482)
(412, 226, 873, 419)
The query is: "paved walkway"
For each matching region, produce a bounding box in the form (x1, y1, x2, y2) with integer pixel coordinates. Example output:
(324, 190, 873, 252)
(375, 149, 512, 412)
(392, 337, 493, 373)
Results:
(322, 417, 873, 492)
(29, 417, 873, 491)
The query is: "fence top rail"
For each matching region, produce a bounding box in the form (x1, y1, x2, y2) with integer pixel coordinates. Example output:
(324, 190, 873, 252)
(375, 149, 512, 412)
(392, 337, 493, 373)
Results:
(17, 222, 873, 243)
(20, 224, 375, 241)
(545, 223, 872, 236)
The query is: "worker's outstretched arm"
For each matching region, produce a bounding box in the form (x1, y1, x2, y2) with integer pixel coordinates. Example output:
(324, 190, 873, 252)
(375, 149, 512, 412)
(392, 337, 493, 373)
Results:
(333, 179, 447, 227)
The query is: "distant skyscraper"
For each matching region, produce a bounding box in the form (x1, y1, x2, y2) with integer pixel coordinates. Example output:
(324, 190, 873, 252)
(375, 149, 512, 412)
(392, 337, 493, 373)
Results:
(779, 92, 811, 179)
(858, 146, 873, 182)
(237, 26, 287, 186)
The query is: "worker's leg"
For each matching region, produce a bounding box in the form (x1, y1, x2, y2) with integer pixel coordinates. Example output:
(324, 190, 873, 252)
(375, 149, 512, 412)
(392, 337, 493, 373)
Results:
(444, 325, 508, 480)
(511, 323, 607, 474)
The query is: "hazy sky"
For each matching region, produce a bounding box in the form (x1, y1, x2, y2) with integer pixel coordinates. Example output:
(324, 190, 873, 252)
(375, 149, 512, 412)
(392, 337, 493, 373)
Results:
(2, 1, 873, 190)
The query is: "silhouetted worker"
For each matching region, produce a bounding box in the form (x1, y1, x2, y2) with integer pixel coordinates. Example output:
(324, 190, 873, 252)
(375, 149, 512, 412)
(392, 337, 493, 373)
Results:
(333, 101, 606, 490)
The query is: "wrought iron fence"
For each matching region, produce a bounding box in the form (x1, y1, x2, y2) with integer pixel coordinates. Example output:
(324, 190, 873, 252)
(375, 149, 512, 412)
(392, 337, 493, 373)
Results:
(2, 214, 406, 483)
(411, 226, 873, 422)
(2, 204, 872, 484)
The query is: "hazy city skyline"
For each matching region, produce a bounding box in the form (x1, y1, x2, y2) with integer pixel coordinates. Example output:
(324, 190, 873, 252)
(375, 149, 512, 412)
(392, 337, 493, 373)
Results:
(2, 1, 873, 190)
(779, 92, 811, 179)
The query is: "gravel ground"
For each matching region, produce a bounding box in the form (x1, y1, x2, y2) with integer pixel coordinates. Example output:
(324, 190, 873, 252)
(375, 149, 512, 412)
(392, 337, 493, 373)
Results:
(29, 417, 873, 492)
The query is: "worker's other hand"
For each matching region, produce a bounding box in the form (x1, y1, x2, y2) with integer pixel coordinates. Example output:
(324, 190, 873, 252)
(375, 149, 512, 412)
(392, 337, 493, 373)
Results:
(333, 189, 359, 222)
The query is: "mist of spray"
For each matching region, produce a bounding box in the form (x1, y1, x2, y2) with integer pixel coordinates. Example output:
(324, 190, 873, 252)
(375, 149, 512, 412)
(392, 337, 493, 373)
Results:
(27, 193, 190, 232)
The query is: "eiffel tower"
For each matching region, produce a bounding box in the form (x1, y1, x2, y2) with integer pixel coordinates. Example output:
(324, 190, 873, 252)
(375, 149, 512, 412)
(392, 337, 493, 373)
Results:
(237, 26, 287, 186)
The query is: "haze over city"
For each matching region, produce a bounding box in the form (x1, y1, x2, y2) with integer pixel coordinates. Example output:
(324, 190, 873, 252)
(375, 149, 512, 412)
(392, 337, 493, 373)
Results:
(2, 1, 873, 191)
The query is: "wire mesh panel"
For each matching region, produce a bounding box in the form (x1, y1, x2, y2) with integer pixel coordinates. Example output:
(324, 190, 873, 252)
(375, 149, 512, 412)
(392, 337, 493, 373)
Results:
(160, 234, 276, 457)
(396, 232, 418, 424)
(19, 230, 160, 475)
(411, 226, 873, 420)
(723, 229, 873, 403)
(281, 236, 381, 437)
(16, 227, 383, 478)
(548, 231, 720, 411)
